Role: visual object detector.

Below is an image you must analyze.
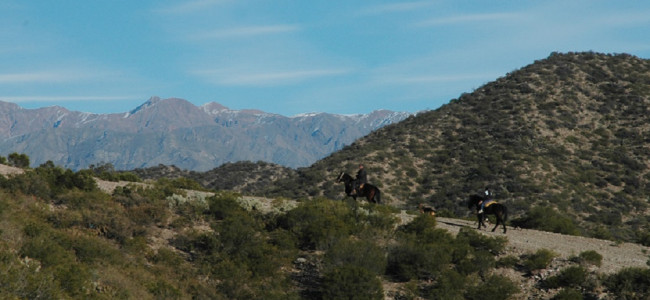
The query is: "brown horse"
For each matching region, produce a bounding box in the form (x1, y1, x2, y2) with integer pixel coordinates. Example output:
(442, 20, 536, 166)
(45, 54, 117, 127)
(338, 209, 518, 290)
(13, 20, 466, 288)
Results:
(468, 194, 508, 233)
(336, 172, 382, 204)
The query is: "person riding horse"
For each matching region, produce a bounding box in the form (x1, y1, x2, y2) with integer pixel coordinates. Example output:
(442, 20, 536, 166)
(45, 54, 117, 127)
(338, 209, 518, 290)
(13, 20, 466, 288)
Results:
(353, 164, 367, 195)
(336, 169, 382, 204)
(468, 191, 508, 233)
(478, 187, 494, 214)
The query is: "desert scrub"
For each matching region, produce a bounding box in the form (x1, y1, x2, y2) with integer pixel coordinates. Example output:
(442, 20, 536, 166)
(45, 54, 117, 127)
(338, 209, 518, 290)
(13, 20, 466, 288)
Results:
(543, 265, 589, 289)
(571, 250, 602, 267)
(522, 248, 557, 273)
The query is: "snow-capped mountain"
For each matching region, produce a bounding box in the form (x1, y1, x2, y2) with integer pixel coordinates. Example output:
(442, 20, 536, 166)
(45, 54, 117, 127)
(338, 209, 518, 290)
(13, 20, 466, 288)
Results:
(0, 97, 412, 171)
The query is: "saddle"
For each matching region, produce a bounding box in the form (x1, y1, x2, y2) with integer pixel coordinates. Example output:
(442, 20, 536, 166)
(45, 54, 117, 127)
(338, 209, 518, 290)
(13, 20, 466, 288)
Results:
(483, 199, 496, 208)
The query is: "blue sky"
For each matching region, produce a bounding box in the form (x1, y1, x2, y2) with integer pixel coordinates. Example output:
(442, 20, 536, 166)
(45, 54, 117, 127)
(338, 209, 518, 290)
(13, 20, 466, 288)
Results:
(2, 1, 650, 116)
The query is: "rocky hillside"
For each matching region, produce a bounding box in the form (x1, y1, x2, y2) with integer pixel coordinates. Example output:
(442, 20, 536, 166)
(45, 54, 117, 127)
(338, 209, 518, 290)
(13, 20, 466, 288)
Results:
(0, 98, 410, 171)
(132, 161, 297, 194)
(241, 52, 650, 243)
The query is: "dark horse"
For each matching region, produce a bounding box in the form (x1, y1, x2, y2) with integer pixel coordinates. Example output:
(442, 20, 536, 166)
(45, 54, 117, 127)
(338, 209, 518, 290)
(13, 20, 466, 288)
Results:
(336, 172, 381, 204)
(467, 194, 508, 233)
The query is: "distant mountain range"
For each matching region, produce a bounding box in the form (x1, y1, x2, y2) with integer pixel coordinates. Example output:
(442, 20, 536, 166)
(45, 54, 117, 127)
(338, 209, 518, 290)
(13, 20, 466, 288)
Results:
(0, 97, 411, 171)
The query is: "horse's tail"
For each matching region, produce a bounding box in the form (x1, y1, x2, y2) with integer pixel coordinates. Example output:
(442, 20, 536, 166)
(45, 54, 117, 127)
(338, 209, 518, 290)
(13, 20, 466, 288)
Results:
(375, 189, 381, 204)
(502, 205, 508, 222)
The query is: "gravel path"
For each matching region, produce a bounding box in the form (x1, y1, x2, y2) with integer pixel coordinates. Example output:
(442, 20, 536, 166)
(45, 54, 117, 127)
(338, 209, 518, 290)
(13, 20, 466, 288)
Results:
(434, 216, 649, 274)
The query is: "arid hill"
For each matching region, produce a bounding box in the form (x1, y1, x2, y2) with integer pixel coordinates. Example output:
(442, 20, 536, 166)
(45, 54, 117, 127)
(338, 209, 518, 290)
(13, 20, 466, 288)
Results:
(240, 52, 650, 243)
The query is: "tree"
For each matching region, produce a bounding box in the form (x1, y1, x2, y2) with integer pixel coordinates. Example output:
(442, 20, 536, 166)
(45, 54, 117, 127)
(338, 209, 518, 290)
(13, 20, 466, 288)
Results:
(8, 152, 30, 168)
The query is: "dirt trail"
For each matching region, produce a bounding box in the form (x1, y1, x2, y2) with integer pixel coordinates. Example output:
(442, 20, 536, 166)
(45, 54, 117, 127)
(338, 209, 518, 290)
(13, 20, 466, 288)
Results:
(0, 164, 24, 176)
(433, 216, 649, 274)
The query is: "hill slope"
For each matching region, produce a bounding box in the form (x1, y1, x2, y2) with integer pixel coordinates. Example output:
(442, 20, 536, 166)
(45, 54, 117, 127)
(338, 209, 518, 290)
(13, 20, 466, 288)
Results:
(2, 163, 649, 299)
(255, 52, 650, 242)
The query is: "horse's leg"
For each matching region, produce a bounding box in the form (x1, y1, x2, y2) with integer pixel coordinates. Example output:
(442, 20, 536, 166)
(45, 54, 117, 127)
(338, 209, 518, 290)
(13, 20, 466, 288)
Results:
(492, 215, 500, 232)
(477, 214, 482, 229)
(368, 189, 376, 203)
(502, 207, 508, 233)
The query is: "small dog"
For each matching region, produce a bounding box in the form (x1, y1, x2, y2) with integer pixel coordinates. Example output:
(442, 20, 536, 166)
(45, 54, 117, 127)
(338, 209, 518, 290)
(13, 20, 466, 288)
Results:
(418, 203, 436, 216)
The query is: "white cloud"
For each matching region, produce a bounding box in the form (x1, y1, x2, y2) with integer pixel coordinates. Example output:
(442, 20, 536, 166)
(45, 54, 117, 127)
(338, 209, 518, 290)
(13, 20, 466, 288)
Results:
(1, 96, 136, 103)
(155, 0, 230, 15)
(361, 1, 432, 15)
(0, 67, 131, 85)
(390, 73, 502, 84)
(193, 68, 351, 86)
(189, 25, 300, 40)
(416, 12, 523, 26)
(0, 71, 83, 83)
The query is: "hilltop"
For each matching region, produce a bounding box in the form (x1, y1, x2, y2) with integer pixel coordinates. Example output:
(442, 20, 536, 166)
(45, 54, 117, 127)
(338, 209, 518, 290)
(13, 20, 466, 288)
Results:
(199, 52, 650, 244)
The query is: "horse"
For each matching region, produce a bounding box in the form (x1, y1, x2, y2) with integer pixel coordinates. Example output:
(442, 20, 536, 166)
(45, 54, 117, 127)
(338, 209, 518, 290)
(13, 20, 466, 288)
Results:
(336, 172, 382, 204)
(467, 194, 508, 233)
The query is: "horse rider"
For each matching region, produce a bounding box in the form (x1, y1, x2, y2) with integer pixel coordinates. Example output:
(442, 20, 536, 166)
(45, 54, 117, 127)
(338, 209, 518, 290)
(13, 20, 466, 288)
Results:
(353, 164, 367, 194)
(478, 186, 494, 214)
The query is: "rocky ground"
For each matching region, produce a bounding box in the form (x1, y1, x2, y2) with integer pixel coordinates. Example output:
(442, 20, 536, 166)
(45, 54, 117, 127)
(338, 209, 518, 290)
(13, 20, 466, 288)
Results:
(425, 215, 648, 274)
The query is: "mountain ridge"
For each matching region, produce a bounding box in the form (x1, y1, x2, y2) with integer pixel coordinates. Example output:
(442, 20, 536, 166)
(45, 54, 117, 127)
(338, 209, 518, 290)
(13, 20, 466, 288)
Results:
(0, 98, 412, 170)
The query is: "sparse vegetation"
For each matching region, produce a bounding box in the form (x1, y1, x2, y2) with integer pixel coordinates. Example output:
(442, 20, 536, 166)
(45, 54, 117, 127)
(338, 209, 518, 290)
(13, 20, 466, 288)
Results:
(3, 51, 650, 298)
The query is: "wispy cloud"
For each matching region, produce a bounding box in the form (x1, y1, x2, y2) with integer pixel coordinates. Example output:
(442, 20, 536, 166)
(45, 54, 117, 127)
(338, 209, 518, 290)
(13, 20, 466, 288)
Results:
(0, 71, 85, 84)
(155, 0, 230, 15)
(0, 68, 128, 84)
(417, 12, 522, 26)
(1, 96, 136, 103)
(193, 68, 351, 86)
(361, 1, 432, 15)
(390, 73, 502, 84)
(189, 25, 300, 40)
(593, 11, 650, 27)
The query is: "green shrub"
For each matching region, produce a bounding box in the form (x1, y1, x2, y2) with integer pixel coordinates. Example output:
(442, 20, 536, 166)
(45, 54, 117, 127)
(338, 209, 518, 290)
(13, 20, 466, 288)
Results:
(0, 247, 64, 298)
(279, 199, 357, 250)
(522, 249, 557, 273)
(424, 269, 467, 299)
(323, 238, 387, 275)
(605, 267, 650, 299)
(68, 234, 121, 264)
(456, 227, 507, 254)
(147, 279, 182, 299)
(497, 255, 520, 269)
(320, 265, 384, 300)
(8, 152, 30, 168)
(455, 249, 496, 276)
(20, 235, 75, 268)
(544, 265, 588, 288)
(464, 275, 520, 300)
(360, 204, 399, 232)
(53, 263, 91, 296)
(150, 247, 184, 267)
(386, 239, 452, 282)
(552, 288, 583, 300)
(207, 192, 245, 220)
(399, 213, 437, 235)
(512, 206, 579, 235)
(573, 250, 603, 267)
